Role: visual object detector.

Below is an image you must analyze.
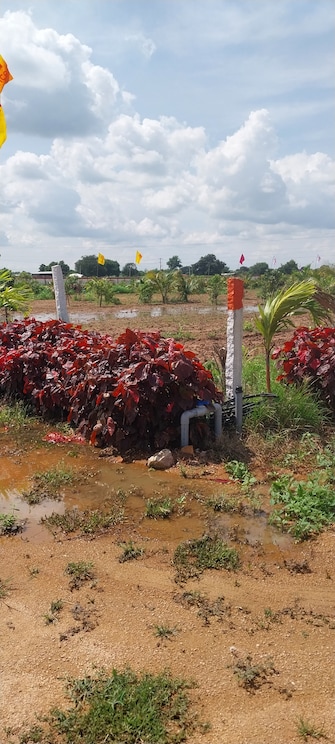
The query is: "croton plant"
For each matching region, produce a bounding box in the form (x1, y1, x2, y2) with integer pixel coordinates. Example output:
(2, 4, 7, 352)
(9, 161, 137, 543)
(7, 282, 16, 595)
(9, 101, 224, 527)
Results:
(0, 319, 222, 453)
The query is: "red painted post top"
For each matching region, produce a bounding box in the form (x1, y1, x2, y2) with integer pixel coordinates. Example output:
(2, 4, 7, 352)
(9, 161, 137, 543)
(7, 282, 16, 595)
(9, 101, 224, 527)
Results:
(227, 278, 244, 310)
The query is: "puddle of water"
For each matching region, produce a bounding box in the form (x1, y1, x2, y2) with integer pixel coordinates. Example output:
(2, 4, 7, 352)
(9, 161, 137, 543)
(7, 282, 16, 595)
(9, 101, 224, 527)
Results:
(19, 304, 258, 326)
(0, 437, 294, 553)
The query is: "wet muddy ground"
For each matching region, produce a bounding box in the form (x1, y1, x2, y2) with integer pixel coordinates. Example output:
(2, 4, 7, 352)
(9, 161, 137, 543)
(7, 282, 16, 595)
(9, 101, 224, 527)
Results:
(0, 295, 334, 743)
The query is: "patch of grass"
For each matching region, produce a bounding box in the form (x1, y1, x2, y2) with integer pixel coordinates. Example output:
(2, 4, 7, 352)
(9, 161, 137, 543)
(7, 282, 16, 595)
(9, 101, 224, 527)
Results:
(41, 506, 124, 536)
(297, 717, 328, 741)
(225, 460, 257, 493)
(145, 497, 173, 519)
(0, 400, 32, 429)
(230, 653, 278, 693)
(173, 535, 240, 581)
(65, 561, 95, 590)
(154, 624, 178, 640)
(242, 356, 328, 434)
(171, 326, 195, 341)
(23, 668, 199, 743)
(44, 599, 63, 624)
(269, 473, 335, 540)
(0, 577, 12, 600)
(174, 591, 231, 625)
(0, 513, 23, 535)
(118, 541, 144, 563)
(206, 494, 245, 513)
(22, 463, 76, 504)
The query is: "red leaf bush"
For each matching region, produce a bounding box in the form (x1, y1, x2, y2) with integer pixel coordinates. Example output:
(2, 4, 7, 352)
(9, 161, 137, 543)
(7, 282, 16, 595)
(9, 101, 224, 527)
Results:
(0, 319, 221, 453)
(273, 326, 335, 413)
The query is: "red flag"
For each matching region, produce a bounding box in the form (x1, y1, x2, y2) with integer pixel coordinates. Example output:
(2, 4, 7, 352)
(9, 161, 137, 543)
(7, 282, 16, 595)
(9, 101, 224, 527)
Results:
(239, 254, 245, 265)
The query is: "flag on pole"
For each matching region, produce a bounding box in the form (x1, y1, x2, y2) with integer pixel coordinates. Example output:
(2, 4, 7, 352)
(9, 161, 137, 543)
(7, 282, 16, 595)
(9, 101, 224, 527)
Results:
(135, 251, 143, 265)
(317, 255, 321, 263)
(0, 105, 6, 148)
(239, 254, 245, 265)
(272, 256, 277, 267)
(0, 55, 13, 149)
(97, 253, 105, 265)
(0, 55, 13, 93)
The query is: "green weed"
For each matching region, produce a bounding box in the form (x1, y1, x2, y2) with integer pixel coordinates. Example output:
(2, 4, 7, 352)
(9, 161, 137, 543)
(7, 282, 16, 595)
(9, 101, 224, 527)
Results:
(174, 535, 240, 581)
(269, 473, 335, 539)
(225, 460, 257, 493)
(230, 653, 278, 693)
(145, 497, 173, 519)
(44, 599, 63, 624)
(65, 561, 95, 590)
(0, 578, 12, 600)
(41, 506, 124, 536)
(23, 463, 76, 504)
(154, 624, 178, 640)
(0, 513, 22, 535)
(297, 717, 327, 741)
(22, 668, 198, 743)
(118, 541, 144, 563)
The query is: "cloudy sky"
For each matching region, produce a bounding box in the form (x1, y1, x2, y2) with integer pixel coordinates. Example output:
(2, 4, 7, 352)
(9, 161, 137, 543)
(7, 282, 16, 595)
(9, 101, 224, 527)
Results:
(0, 1, 334, 274)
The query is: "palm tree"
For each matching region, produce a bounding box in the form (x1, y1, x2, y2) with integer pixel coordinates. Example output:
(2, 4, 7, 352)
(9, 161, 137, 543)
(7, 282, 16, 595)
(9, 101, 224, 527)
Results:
(0, 270, 34, 322)
(143, 270, 175, 304)
(255, 279, 334, 392)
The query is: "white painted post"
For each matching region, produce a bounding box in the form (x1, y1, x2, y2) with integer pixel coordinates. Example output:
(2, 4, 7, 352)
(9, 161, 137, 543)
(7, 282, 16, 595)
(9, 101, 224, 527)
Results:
(225, 278, 244, 400)
(52, 264, 69, 322)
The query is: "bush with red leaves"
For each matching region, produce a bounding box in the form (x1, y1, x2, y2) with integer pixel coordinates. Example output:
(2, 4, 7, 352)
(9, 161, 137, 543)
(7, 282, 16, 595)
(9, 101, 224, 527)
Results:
(0, 319, 222, 453)
(273, 326, 335, 413)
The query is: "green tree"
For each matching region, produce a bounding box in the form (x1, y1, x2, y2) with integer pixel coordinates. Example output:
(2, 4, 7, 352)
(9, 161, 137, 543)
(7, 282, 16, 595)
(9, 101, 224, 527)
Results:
(39, 260, 70, 276)
(121, 263, 140, 277)
(85, 278, 121, 307)
(255, 279, 334, 393)
(74, 255, 120, 277)
(192, 254, 230, 276)
(141, 270, 175, 304)
(207, 274, 226, 305)
(278, 260, 298, 275)
(248, 262, 269, 276)
(0, 269, 34, 321)
(167, 255, 182, 270)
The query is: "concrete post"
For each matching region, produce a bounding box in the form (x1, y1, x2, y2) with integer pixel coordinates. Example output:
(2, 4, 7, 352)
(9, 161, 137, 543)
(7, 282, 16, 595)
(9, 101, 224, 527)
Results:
(225, 278, 244, 400)
(52, 264, 69, 322)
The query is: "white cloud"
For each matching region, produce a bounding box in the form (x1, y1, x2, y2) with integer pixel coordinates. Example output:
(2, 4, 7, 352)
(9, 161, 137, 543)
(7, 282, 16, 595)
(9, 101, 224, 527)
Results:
(0, 7, 333, 272)
(124, 33, 156, 59)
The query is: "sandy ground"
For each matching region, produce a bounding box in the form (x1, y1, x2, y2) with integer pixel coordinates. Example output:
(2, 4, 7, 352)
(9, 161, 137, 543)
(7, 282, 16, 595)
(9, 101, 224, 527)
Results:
(0, 295, 334, 743)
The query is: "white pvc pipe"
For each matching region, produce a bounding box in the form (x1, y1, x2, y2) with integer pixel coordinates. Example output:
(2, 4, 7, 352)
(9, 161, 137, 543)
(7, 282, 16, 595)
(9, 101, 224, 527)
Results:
(180, 402, 222, 447)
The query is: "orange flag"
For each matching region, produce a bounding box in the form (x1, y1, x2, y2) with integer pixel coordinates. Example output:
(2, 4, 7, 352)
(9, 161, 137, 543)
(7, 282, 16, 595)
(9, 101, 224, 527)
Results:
(0, 55, 13, 93)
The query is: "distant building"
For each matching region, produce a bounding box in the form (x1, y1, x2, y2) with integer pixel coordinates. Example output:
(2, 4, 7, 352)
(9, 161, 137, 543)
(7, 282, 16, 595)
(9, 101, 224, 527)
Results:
(31, 272, 53, 285)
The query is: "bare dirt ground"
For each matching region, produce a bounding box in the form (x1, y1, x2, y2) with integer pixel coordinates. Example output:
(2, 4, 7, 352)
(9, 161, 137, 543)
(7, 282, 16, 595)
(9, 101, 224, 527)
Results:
(0, 294, 334, 744)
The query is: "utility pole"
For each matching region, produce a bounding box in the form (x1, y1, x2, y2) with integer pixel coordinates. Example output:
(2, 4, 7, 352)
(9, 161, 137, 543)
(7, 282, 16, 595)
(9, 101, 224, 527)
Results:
(159, 258, 162, 270)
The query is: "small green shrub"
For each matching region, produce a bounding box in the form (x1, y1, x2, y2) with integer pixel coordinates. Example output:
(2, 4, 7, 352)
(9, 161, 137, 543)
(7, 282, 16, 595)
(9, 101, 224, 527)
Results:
(269, 473, 335, 539)
(145, 497, 173, 519)
(174, 535, 240, 581)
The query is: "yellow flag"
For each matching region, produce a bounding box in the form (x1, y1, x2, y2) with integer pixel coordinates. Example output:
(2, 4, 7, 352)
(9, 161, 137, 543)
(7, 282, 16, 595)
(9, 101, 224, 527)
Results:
(0, 105, 6, 148)
(97, 253, 105, 265)
(0, 55, 13, 94)
(135, 251, 142, 265)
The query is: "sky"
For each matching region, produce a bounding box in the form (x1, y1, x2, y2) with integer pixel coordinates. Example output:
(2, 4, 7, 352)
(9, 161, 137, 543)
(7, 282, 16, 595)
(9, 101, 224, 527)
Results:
(0, 0, 334, 274)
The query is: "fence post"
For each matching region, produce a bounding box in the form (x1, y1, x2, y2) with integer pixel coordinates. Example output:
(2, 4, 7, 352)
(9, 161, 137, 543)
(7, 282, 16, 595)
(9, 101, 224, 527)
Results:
(225, 277, 244, 400)
(52, 265, 69, 322)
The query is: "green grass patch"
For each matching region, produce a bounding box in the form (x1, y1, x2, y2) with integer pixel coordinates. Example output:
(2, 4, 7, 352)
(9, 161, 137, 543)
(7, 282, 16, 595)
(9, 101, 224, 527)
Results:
(65, 561, 95, 590)
(19, 668, 199, 743)
(0, 513, 23, 535)
(145, 497, 173, 519)
(269, 473, 335, 540)
(41, 506, 124, 536)
(174, 535, 240, 581)
(118, 541, 144, 563)
(22, 463, 76, 504)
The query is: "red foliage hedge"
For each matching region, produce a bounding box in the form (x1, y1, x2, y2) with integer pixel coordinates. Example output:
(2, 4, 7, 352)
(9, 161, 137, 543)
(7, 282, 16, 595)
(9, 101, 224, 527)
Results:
(0, 319, 221, 453)
(273, 326, 335, 413)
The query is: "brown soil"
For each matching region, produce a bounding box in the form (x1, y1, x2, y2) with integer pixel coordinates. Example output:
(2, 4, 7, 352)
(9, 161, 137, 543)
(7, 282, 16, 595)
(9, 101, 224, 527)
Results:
(0, 296, 334, 744)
